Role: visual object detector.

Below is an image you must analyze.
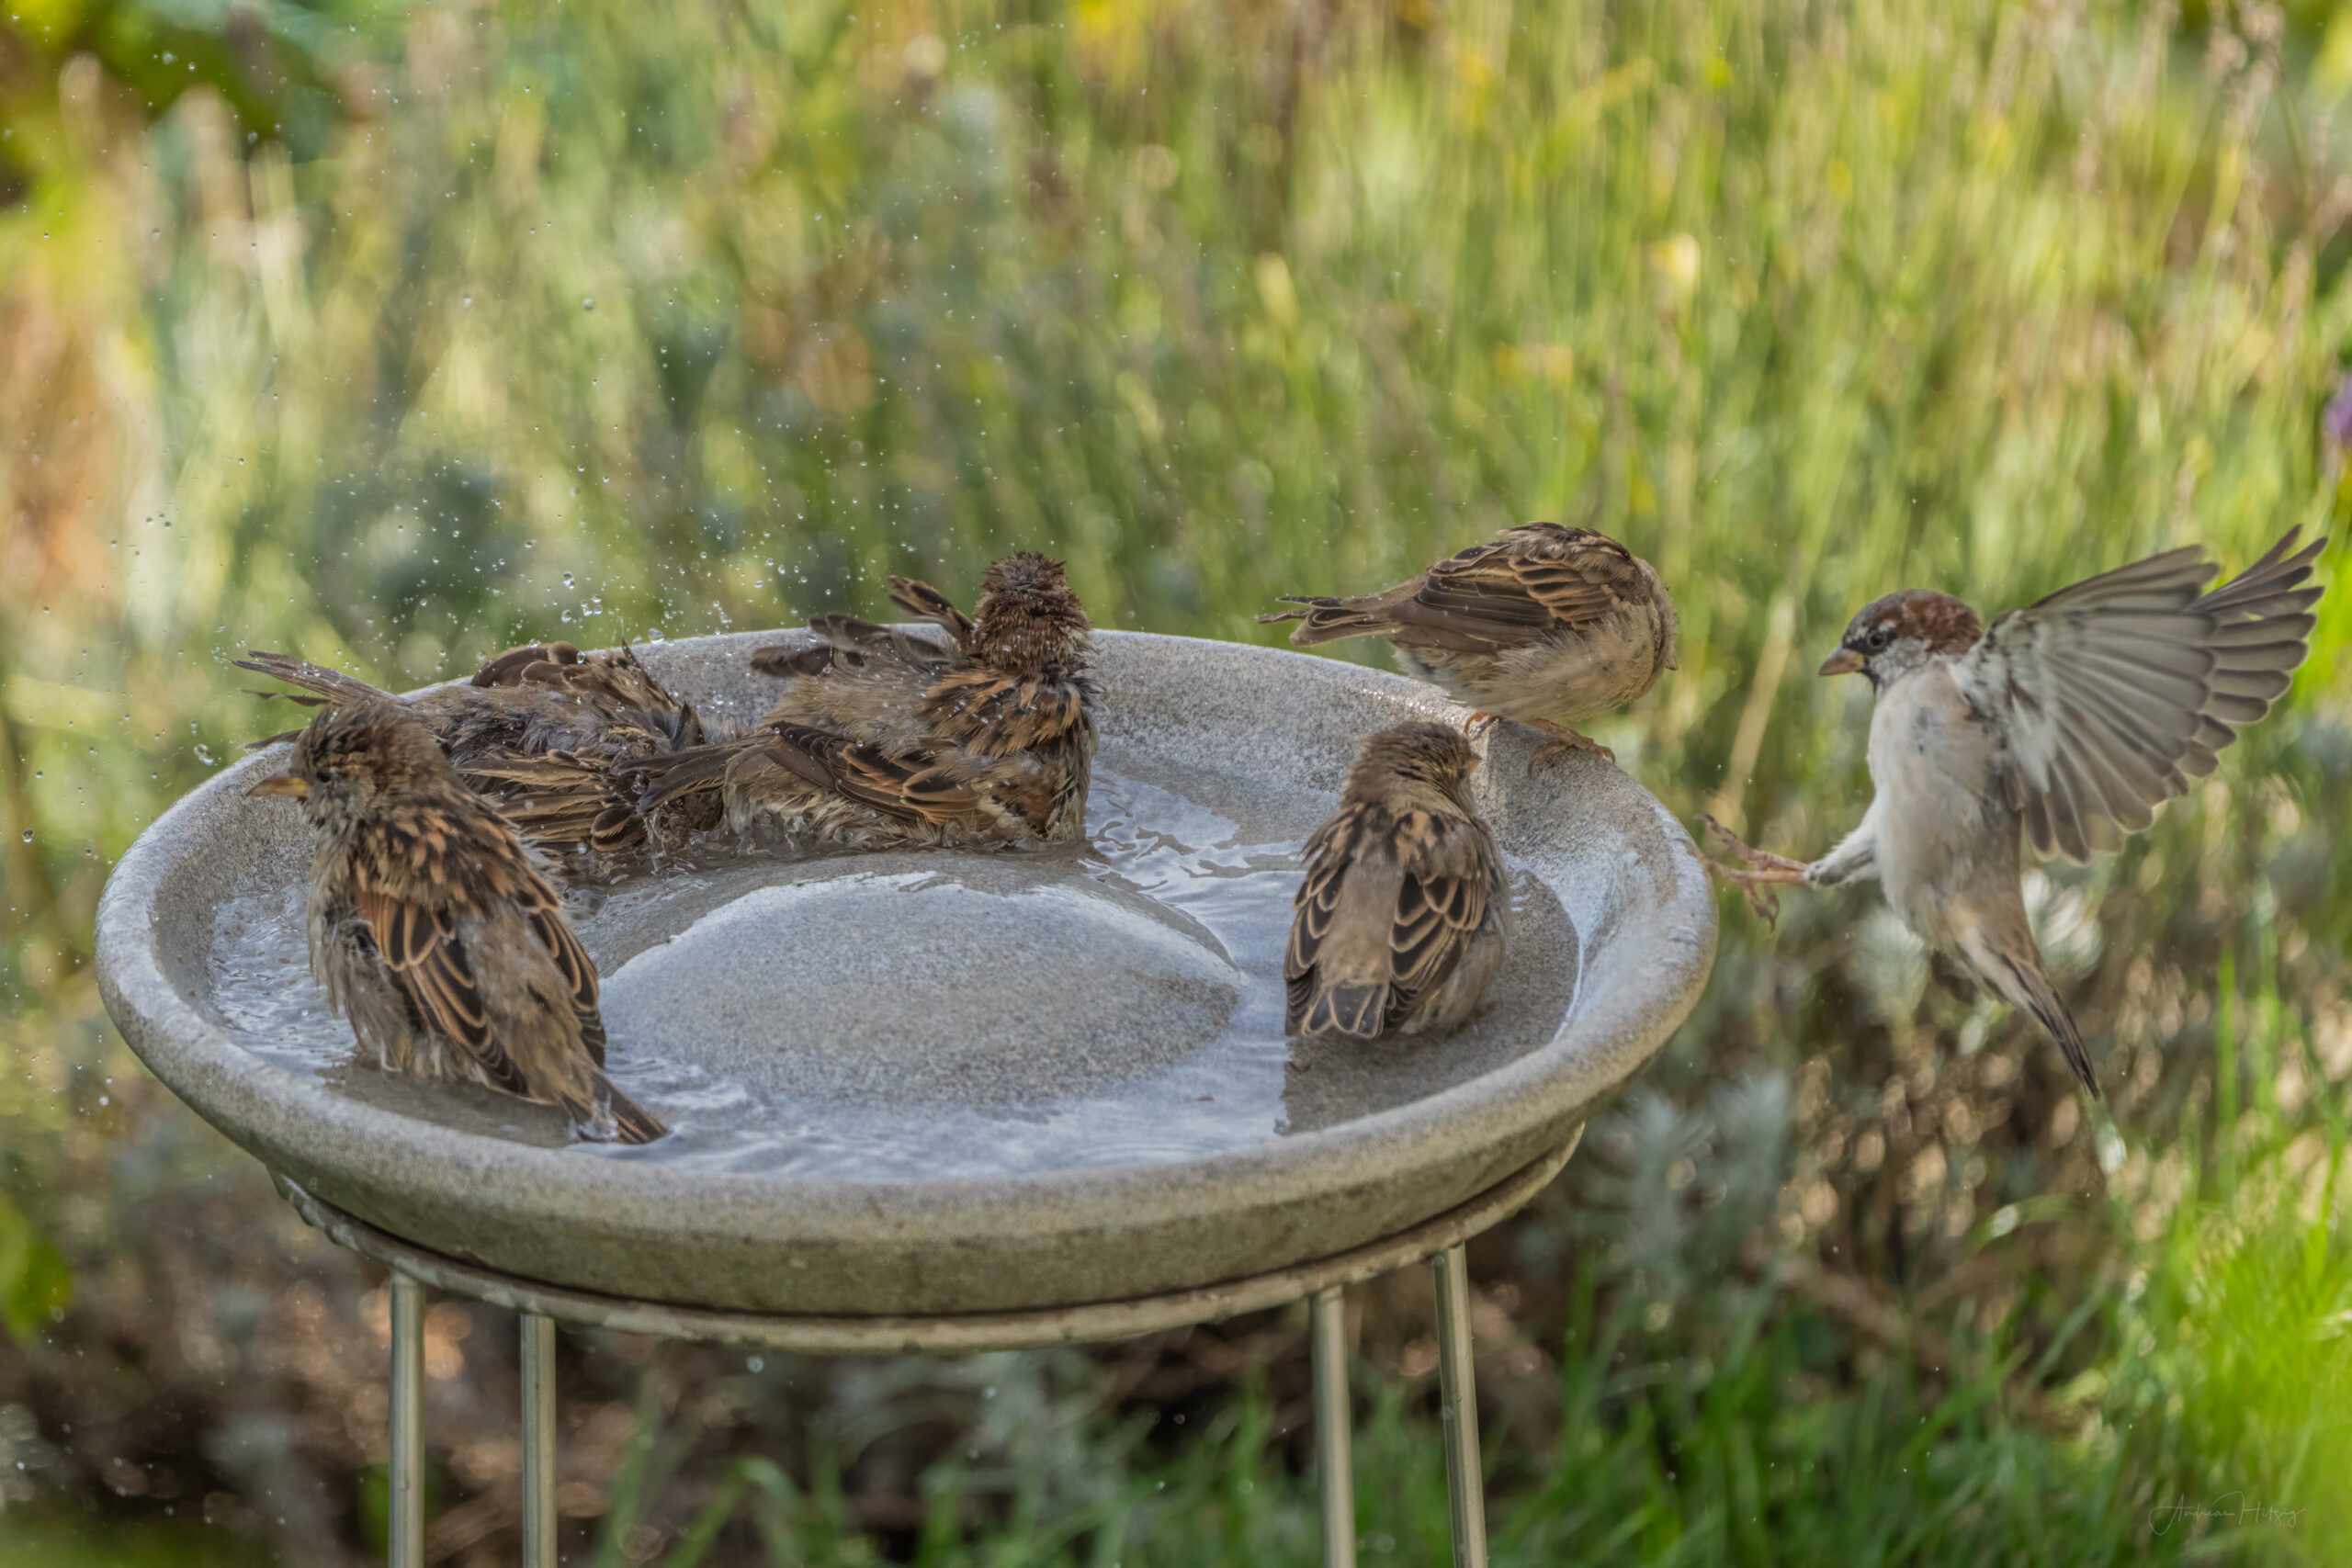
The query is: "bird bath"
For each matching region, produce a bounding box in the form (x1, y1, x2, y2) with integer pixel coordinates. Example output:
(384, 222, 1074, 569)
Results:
(96, 629, 1716, 1568)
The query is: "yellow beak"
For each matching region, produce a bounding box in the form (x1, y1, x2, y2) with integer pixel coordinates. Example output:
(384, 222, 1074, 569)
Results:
(247, 772, 310, 798)
(1817, 649, 1864, 678)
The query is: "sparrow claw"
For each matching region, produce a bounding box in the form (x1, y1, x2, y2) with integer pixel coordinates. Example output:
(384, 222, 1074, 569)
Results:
(1524, 721, 1613, 774)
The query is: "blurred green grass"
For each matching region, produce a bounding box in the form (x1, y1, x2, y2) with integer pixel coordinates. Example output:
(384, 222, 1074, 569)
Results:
(2, 0, 2349, 1562)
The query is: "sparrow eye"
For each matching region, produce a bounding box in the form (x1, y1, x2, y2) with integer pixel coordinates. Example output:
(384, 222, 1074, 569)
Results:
(1864, 625, 1894, 651)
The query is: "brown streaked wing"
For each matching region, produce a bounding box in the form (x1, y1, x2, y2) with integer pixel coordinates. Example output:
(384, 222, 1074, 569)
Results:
(1389, 529, 1644, 649)
(1385, 810, 1497, 1020)
(351, 880, 527, 1094)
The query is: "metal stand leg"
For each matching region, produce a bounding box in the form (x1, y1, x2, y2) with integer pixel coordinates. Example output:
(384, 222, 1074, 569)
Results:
(390, 1271, 425, 1568)
(1430, 1245, 1487, 1568)
(521, 1312, 558, 1568)
(1311, 1287, 1356, 1568)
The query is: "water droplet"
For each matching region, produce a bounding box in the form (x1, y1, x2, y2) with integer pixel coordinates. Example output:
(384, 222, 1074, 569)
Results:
(19, 830, 30, 844)
(582, 297, 594, 310)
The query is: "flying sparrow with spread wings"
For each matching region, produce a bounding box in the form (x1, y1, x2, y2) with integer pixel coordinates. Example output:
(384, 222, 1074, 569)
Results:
(248, 701, 664, 1143)
(1259, 523, 1678, 766)
(238, 640, 724, 858)
(617, 553, 1097, 850)
(1701, 530, 2326, 1093)
(1286, 721, 1508, 1040)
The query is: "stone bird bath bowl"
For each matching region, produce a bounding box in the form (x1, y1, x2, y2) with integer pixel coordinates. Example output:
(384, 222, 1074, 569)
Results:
(96, 629, 1715, 1565)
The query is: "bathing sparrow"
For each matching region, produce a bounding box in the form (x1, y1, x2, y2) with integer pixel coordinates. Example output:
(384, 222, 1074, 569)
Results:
(1286, 721, 1508, 1040)
(620, 553, 1097, 850)
(248, 701, 664, 1143)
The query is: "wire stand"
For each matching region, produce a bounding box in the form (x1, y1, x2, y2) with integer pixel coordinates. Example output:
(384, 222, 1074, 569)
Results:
(277, 1130, 1580, 1568)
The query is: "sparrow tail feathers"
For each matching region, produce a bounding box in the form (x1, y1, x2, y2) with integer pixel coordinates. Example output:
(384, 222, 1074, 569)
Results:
(1255, 597, 1391, 646)
(1974, 933, 2098, 1096)
(1297, 982, 1388, 1040)
(564, 1074, 666, 1145)
(233, 652, 395, 709)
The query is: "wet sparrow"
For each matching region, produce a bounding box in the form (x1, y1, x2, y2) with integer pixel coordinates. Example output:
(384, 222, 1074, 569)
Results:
(620, 553, 1097, 850)
(248, 701, 664, 1143)
(1260, 523, 1677, 766)
(239, 641, 724, 857)
(1701, 529, 2325, 1092)
(1286, 721, 1508, 1040)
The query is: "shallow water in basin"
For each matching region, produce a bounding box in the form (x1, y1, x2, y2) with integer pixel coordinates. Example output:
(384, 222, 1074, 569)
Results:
(205, 761, 1581, 1179)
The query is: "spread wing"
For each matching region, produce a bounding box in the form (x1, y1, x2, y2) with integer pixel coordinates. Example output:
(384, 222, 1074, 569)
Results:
(1956, 530, 2324, 862)
(752, 615, 959, 681)
(888, 576, 978, 654)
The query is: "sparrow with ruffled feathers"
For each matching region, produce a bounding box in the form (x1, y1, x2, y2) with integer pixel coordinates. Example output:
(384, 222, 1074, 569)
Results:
(618, 553, 1097, 850)
(1702, 529, 2325, 1093)
(1259, 523, 1678, 766)
(238, 640, 724, 858)
(1286, 721, 1508, 1040)
(249, 701, 664, 1143)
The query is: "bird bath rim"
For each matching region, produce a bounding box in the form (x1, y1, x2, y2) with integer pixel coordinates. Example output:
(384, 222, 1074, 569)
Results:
(95, 629, 1717, 1314)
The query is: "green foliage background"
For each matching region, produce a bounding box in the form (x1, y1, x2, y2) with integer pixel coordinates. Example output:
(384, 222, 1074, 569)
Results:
(1, 0, 2348, 1562)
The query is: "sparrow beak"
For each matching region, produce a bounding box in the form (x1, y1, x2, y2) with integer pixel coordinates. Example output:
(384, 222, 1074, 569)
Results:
(1817, 649, 1865, 678)
(247, 772, 310, 798)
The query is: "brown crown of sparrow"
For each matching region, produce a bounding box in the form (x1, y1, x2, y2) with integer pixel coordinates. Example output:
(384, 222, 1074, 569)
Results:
(1259, 523, 1678, 766)
(619, 552, 1098, 850)
(238, 640, 726, 860)
(1701, 528, 2325, 1094)
(1286, 720, 1509, 1041)
(248, 700, 664, 1143)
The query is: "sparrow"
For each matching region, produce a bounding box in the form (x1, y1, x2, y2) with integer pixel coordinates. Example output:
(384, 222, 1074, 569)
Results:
(248, 700, 665, 1143)
(1258, 523, 1678, 765)
(237, 640, 725, 857)
(617, 552, 1097, 850)
(1701, 528, 2326, 1093)
(1286, 721, 1508, 1040)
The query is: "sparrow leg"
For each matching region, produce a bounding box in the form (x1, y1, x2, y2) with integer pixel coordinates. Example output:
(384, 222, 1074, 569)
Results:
(1523, 718, 1613, 772)
(1696, 814, 1811, 877)
(1694, 813, 1811, 928)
